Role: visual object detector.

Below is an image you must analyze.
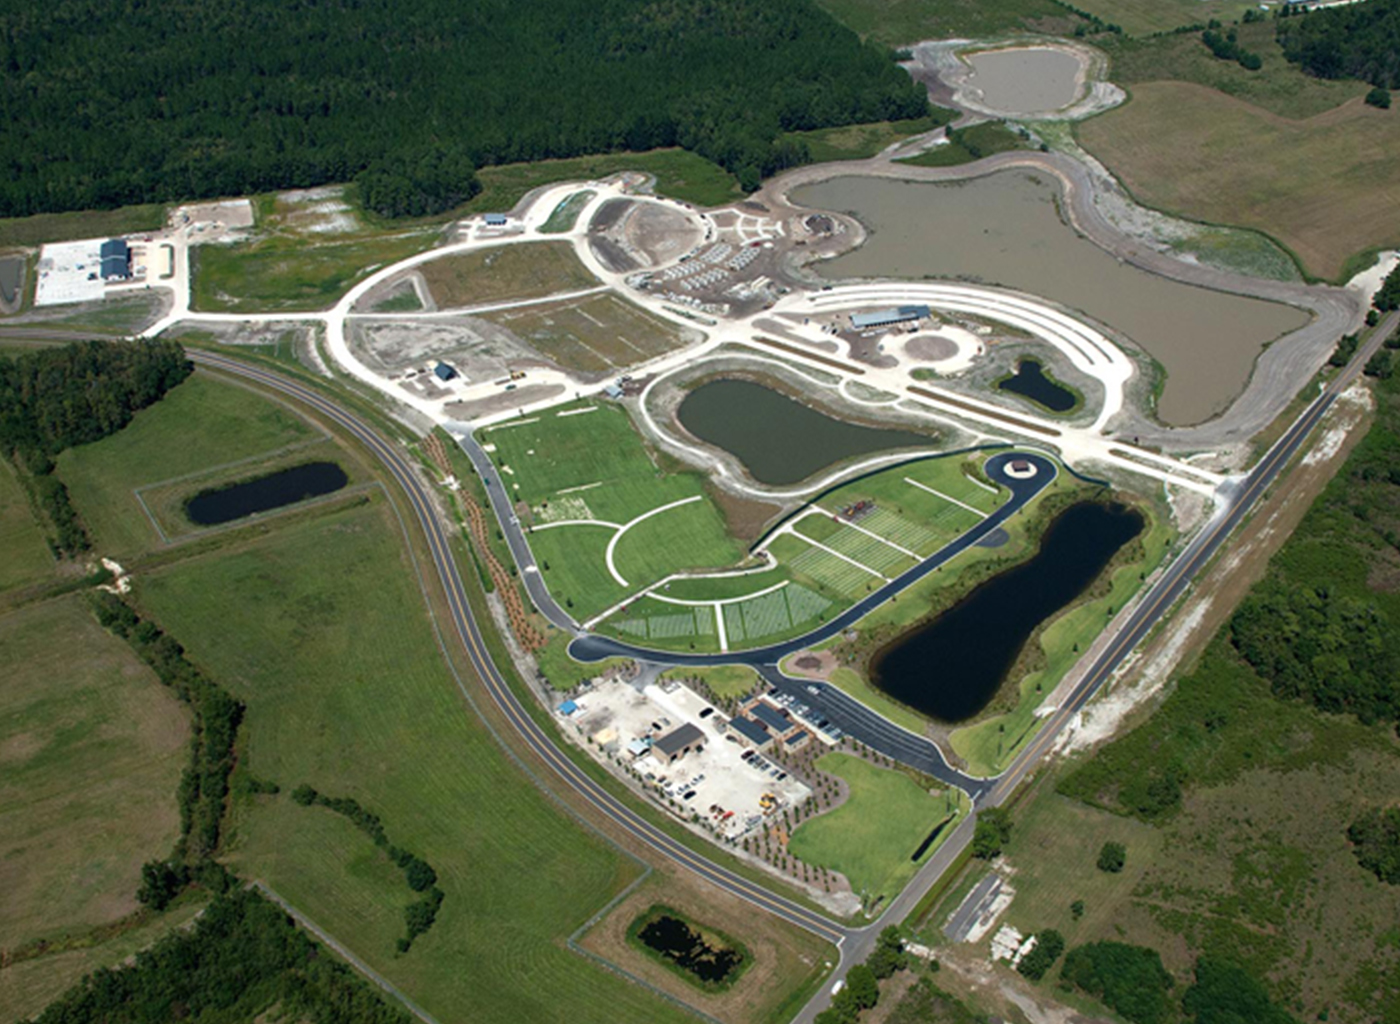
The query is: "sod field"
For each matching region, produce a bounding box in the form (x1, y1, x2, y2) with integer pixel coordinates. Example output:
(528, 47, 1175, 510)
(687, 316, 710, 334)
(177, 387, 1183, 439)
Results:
(133, 494, 697, 1024)
(481, 292, 689, 374)
(0, 597, 188, 950)
(55, 372, 322, 557)
(0, 456, 54, 592)
(417, 241, 599, 309)
(790, 752, 965, 905)
(1079, 82, 1400, 281)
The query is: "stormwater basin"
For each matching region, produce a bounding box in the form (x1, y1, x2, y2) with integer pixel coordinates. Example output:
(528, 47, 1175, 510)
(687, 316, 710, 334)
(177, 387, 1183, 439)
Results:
(964, 47, 1082, 115)
(998, 358, 1076, 412)
(792, 172, 1308, 426)
(676, 378, 931, 486)
(871, 501, 1143, 723)
(636, 914, 745, 985)
(0, 255, 24, 305)
(184, 461, 348, 526)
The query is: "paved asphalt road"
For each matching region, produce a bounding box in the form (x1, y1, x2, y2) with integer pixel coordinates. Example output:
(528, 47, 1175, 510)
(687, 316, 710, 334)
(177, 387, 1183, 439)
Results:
(188, 312, 1389, 1023)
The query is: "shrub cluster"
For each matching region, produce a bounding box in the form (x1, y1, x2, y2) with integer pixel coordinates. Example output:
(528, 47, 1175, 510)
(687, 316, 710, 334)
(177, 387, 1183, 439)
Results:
(1348, 806, 1400, 884)
(1015, 929, 1064, 981)
(1059, 941, 1174, 1024)
(972, 807, 1013, 859)
(1202, 27, 1263, 70)
(291, 784, 443, 951)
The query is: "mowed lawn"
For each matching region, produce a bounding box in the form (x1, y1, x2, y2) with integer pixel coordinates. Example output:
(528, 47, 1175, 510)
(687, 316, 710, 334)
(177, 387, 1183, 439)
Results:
(790, 752, 963, 903)
(1079, 82, 1400, 280)
(417, 241, 599, 308)
(0, 456, 54, 592)
(0, 597, 188, 949)
(56, 372, 321, 557)
(134, 498, 692, 1024)
(484, 402, 743, 618)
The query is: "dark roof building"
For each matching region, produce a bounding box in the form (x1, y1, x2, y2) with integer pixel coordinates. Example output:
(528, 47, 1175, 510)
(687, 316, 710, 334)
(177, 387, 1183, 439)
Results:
(850, 305, 929, 330)
(653, 723, 706, 763)
(433, 362, 456, 382)
(100, 239, 130, 281)
(750, 701, 793, 735)
(728, 716, 772, 749)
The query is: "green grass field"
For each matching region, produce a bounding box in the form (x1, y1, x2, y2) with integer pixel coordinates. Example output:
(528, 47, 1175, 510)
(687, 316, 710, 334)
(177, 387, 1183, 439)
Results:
(0, 203, 166, 250)
(56, 373, 321, 556)
(38, 294, 167, 335)
(814, 0, 1076, 45)
(0, 457, 55, 592)
(418, 241, 599, 308)
(539, 190, 596, 234)
(790, 753, 965, 905)
(896, 122, 1030, 169)
(1069, 0, 1261, 35)
(461, 148, 742, 213)
(133, 496, 697, 1024)
(781, 114, 954, 162)
(192, 229, 436, 312)
(484, 402, 743, 618)
(660, 664, 760, 700)
(1079, 80, 1399, 281)
(0, 597, 188, 950)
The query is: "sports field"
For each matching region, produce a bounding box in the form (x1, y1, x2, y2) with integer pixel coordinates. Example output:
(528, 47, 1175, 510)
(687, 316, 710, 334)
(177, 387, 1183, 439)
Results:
(482, 402, 744, 619)
(0, 457, 54, 591)
(418, 241, 598, 308)
(481, 292, 689, 374)
(135, 496, 696, 1024)
(55, 373, 322, 556)
(0, 597, 188, 949)
(1080, 82, 1400, 281)
(789, 753, 965, 904)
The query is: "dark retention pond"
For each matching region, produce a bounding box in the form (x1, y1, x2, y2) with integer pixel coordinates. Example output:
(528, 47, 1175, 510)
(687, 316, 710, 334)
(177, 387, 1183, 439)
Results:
(997, 359, 1076, 413)
(677, 379, 929, 486)
(0, 255, 23, 305)
(872, 501, 1143, 723)
(185, 461, 349, 526)
(637, 914, 744, 985)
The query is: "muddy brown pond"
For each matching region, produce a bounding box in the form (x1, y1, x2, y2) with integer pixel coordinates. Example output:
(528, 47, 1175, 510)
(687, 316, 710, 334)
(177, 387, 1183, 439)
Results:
(964, 47, 1082, 114)
(793, 171, 1308, 426)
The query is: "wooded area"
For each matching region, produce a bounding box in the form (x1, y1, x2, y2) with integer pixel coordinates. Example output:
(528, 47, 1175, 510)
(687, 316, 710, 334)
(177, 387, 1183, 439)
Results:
(0, 0, 926, 217)
(1277, 0, 1400, 87)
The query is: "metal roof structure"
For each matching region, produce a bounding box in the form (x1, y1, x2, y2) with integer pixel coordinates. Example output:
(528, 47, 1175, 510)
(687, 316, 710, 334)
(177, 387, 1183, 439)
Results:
(653, 722, 706, 758)
(850, 304, 929, 329)
(727, 716, 772, 747)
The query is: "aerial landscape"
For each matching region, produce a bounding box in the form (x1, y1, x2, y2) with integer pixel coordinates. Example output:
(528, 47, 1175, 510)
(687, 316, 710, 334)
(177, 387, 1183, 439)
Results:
(3, 0, 1400, 1022)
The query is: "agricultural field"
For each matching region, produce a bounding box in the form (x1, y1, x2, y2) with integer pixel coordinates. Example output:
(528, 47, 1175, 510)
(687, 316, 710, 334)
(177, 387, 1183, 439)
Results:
(814, 0, 1077, 46)
(482, 401, 744, 619)
(1079, 81, 1400, 281)
(55, 372, 322, 556)
(0, 597, 188, 951)
(0, 457, 54, 592)
(133, 496, 701, 1024)
(192, 229, 436, 312)
(481, 292, 690, 374)
(790, 753, 966, 906)
(417, 241, 599, 309)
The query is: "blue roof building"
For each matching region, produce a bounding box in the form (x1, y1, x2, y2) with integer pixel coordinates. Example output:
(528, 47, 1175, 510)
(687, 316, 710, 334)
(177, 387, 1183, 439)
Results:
(850, 305, 929, 329)
(99, 239, 130, 281)
(434, 362, 456, 382)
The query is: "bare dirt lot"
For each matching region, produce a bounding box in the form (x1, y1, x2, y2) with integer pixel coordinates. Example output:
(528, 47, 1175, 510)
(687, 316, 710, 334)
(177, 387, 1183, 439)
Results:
(415, 241, 599, 308)
(479, 292, 695, 374)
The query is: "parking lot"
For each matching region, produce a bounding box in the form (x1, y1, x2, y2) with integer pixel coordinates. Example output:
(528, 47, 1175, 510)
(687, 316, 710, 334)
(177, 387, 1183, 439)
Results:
(559, 677, 812, 841)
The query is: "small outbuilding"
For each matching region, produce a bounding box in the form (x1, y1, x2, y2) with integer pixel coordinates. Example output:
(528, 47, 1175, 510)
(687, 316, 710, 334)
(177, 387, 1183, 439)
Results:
(653, 723, 706, 764)
(434, 361, 457, 382)
(850, 305, 929, 330)
(484, 213, 508, 226)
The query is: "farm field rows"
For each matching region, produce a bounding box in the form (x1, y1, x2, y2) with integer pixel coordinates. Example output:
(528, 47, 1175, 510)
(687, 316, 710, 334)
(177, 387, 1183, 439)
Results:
(418, 241, 598, 309)
(481, 292, 689, 374)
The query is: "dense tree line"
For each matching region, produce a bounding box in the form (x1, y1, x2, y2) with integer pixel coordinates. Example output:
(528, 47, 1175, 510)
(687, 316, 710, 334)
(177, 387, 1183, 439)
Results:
(1202, 27, 1263, 71)
(1348, 806, 1400, 884)
(1375, 263, 1400, 311)
(972, 806, 1013, 858)
(33, 888, 409, 1024)
(90, 592, 243, 879)
(0, 0, 927, 217)
(1182, 957, 1298, 1024)
(0, 340, 191, 555)
(814, 928, 907, 1024)
(1059, 941, 1174, 1024)
(292, 784, 444, 951)
(1015, 929, 1064, 981)
(1277, 0, 1400, 87)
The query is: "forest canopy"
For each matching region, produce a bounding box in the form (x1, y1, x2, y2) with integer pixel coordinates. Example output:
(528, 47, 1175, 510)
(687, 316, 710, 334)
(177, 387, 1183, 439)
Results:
(0, 0, 927, 217)
(1277, 0, 1400, 87)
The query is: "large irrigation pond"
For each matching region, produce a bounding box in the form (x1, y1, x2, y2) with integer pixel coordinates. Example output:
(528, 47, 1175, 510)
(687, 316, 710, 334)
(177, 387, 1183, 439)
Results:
(677, 379, 930, 485)
(794, 172, 1308, 426)
(184, 461, 348, 526)
(964, 47, 1081, 114)
(871, 501, 1143, 722)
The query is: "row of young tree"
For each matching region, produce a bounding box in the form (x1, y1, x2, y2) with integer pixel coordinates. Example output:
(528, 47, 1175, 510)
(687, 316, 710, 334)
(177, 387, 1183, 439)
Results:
(0, 0, 928, 217)
(0, 340, 192, 556)
(1276, 0, 1400, 88)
